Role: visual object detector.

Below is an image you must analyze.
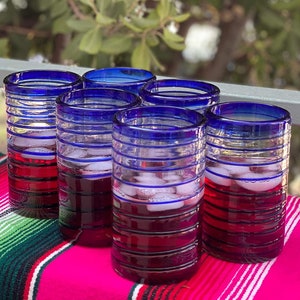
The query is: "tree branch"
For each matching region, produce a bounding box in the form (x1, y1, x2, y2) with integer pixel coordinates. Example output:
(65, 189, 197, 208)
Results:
(0, 25, 50, 38)
(67, 0, 87, 19)
(197, 3, 252, 81)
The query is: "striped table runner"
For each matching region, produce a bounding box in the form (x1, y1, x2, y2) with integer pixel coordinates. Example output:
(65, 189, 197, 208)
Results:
(1, 154, 300, 300)
(130, 197, 300, 300)
(0, 156, 133, 300)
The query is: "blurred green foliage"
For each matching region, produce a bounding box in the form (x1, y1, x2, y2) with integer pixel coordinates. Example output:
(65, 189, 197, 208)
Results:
(0, 0, 299, 89)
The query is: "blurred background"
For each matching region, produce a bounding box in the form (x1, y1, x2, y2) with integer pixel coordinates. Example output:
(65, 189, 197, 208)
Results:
(0, 0, 299, 192)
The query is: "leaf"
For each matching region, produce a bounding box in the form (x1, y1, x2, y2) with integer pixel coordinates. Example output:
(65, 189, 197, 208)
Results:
(148, 47, 166, 72)
(96, 0, 112, 13)
(131, 42, 151, 70)
(287, 32, 299, 58)
(100, 34, 132, 55)
(259, 9, 284, 29)
(270, 30, 287, 53)
(272, 0, 300, 11)
(109, 1, 126, 19)
(291, 17, 300, 39)
(79, 0, 95, 9)
(121, 17, 143, 33)
(131, 15, 160, 30)
(172, 13, 191, 23)
(0, 38, 8, 57)
(157, 0, 171, 20)
(146, 34, 160, 47)
(96, 13, 116, 26)
(35, 0, 55, 11)
(50, 1, 68, 18)
(63, 34, 84, 61)
(163, 28, 184, 43)
(161, 35, 186, 51)
(79, 27, 102, 54)
(67, 18, 96, 32)
(52, 14, 70, 34)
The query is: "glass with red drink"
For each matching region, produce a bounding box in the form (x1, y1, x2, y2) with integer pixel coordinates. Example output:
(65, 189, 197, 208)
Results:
(204, 102, 291, 263)
(56, 88, 141, 246)
(3, 70, 82, 218)
(112, 106, 206, 284)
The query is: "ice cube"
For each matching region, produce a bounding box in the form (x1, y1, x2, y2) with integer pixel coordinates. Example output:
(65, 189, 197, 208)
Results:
(66, 149, 87, 159)
(163, 174, 182, 182)
(235, 172, 282, 192)
(146, 148, 168, 158)
(119, 183, 136, 197)
(22, 147, 56, 160)
(134, 174, 165, 184)
(136, 186, 175, 198)
(261, 163, 280, 172)
(220, 163, 250, 176)
(29, 122, 51, 128)
(205, 167, 231, 186)
(184, 189, 204, 205)
(176, 181, 198, 196)
(147, 193, 184, 211)
(13, 136, 55, 148)
(84, 160, 112, 171)
(32, 129, 56, 137)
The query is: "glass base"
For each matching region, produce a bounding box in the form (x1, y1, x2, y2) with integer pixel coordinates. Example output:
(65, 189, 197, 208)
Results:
(59, 224, 112, 247)
(203, 239, 284, 263)
(112, 256, 200, 284)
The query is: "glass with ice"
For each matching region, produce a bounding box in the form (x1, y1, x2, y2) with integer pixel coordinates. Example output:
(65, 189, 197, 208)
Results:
(56, 88, 141, 246)
(140, 79, 220, 114)
(3, 69, 82, 218)
(203, 101, 291, 263)
(111, 105, 206, 284)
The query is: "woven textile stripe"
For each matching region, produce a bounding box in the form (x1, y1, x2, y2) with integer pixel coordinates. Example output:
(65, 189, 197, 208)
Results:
(131, 195, 300, 300)
(23, 240, 72, 300)
(0, 161, 70, 300)
(0, 154, 6, 166)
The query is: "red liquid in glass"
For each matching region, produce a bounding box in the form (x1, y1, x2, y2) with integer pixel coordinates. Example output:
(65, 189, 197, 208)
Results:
(58, 164, 112, 246)
(111, 196, 202, 284)
(7, 147, 58, 218)
(203, 178, 286, 263)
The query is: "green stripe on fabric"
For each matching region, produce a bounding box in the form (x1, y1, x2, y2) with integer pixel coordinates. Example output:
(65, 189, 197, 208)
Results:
(0, 213, 52, 254)
(0, 154, 7, 165)
(0, 214, 64, 300)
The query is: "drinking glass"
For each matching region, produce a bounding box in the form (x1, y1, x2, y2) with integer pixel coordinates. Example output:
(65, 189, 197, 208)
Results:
(56, 88, 141, 246)
(140, 79, 220, 113)
(4, 69, 82, 218)
(203, 101, 291, 263)
(82, 67, 156, 94)
(111, 105, 206, 283)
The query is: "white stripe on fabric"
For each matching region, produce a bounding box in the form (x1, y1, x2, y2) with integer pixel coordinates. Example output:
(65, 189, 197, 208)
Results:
(218, 196, 300, 300)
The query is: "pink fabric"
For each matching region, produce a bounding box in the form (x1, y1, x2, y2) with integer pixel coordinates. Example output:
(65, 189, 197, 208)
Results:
(131, 195, 300, 300)
(36, 246, 133, 300)
(255, 208, 300, 299)
(36, 195, 300, 300)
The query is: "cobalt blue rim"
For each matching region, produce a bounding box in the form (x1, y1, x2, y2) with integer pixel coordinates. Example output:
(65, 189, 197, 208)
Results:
(82, 67, 156, 86)
(56, 88, 142, 117)
(3, 69, 83, 96)
(206, 101, 291, 135)
(206, 102, 291, 124)
(140, 79, 220, 107)
(113, 105, 206, 141)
